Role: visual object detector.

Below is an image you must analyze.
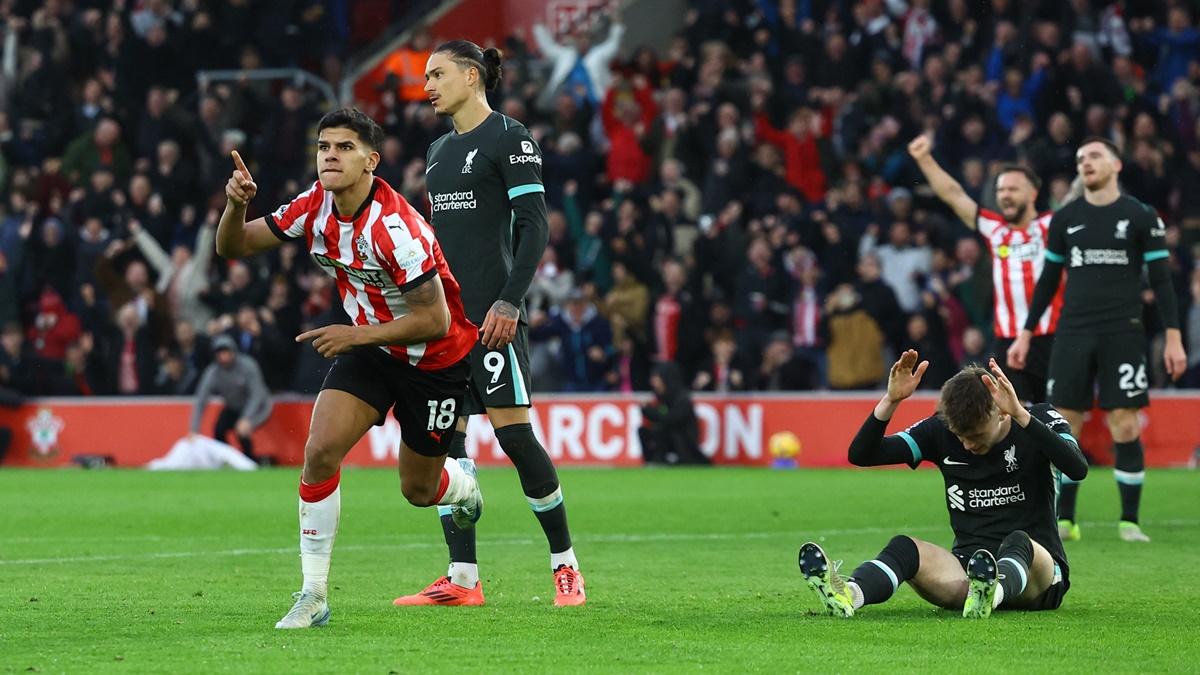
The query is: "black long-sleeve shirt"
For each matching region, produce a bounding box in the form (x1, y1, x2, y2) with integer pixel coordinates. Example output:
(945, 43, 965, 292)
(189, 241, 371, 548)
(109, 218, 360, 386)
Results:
(848, 402, 1087, 579)
(1025, 195, 1179, 334)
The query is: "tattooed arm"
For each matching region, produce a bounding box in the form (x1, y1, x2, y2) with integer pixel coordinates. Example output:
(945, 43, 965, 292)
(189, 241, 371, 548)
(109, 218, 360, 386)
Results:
(296, 273, 450, 358)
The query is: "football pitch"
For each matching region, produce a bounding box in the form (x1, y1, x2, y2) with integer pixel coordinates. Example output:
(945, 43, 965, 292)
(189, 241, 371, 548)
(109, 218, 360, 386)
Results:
(2, 467, 1197, 673)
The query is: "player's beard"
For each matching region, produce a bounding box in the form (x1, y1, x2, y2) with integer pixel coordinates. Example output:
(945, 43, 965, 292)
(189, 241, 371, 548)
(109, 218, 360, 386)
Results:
(1002, 202, 1028, 224)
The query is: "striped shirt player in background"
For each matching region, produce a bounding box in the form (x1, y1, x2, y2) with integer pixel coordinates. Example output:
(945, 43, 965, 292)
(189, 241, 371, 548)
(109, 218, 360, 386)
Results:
(1009, 137, 1188, 544)
(391, 40, 586, 608)
(215, 108, 483, 629)
(907, 134, 1065, 404)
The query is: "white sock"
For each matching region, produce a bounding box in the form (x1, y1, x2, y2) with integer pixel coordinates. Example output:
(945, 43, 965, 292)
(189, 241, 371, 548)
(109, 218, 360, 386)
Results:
(436, 458, 475, 505)
(847, 581, 865, 609)
(993, 583, 1006, 609)
(551, 547, 579, 571)
(447, 562, 479, 588)
(299, 485, 340, 599)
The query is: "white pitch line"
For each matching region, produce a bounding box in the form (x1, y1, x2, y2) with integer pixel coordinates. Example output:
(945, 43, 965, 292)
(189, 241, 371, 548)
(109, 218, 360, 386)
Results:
(4, 519, 1197, 567)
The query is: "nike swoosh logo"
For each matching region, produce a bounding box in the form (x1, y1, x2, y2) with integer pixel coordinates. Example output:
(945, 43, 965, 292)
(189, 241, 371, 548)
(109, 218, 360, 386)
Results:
(1067, 225, 1085, 234)
(1126, 390, 1145, 398)
(426, 162, 438, 174)
(486, 383, 507, 395)
(943, 457, 969, 466)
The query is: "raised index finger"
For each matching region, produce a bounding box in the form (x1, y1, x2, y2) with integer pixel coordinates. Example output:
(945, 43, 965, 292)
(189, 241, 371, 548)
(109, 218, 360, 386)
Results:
(231, 150, 253, 181)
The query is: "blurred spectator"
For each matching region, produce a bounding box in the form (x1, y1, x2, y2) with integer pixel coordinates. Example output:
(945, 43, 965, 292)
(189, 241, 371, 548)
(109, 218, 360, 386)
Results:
(821, 284, 885, 390)
(692, 331, 747, 393)
(190, 335, 273, 464)
(530, 290, 613, 392)
(603, 260, 649, 345)
(533, 8, 625, 109)
(1132, 7, 1200, 90)
(46, 335, 106, 396)
(859, 220, 932, 314)
(639, 362, 706, 466)
(27, 287, 81, 362)
(94, 240, 170, 344)
(0, 321, 39, 394)
(601, 75, 657, 185)
(131, 215, 214, 330)
(61, 118, 131, 187)
(756, 331, 816, 391)
(103, 301, 158, 395)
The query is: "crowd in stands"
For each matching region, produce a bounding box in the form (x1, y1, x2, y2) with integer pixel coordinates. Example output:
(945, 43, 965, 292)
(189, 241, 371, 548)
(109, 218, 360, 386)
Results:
(0, 0, 1199, 401)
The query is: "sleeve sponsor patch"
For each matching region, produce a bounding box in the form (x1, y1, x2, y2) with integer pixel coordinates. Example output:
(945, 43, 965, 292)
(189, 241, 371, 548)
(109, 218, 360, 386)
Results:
(394, 240, 427, 277)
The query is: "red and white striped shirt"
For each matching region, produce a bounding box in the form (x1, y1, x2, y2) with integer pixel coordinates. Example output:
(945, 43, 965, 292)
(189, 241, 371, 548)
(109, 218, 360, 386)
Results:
(792, 285, 821, 348)
(267, 177, 477, 370)
(976, 208, 1064, 338)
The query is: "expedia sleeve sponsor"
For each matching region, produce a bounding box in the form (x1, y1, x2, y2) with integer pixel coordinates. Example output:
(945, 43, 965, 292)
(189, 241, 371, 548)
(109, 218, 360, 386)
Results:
(499, 126, 543, 188)
(432, 190, 477, 212)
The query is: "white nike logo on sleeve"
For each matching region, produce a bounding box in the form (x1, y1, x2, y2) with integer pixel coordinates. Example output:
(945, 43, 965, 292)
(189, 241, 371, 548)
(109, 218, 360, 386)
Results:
(426, 162, 438, 174)
(943, 457, 969, 466)
(1067, 225, 1086, 234)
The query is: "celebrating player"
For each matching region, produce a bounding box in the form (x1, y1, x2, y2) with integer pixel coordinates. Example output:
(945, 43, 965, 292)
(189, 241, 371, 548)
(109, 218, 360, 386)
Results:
(391, 40, 585, 607)
(908, 135, 1063, 403)
(1008, 137, 1188, 543)
(799, 351, 1087, 618)
(215, 108, 483, 629)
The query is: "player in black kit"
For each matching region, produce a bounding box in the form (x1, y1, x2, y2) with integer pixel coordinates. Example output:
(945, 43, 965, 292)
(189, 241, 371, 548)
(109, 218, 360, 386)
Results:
(798, 350, 1088, 619)
(1008, 138, 1188, 544)
(393, 40, 585, 607)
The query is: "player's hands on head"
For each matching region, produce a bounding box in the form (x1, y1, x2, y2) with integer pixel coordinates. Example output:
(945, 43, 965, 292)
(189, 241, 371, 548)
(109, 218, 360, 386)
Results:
(226, 150, 257, 207)
(480, 299, 519, 350)
(296, 324, 360, 358)
(887, 349, 928, 402)
(983, 358, 1030, 425)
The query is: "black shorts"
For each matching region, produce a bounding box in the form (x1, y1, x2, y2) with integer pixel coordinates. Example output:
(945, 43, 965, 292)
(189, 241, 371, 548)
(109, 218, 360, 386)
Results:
(953, 551, 1070, 611)
(321, 346, 470, 457)
(1047, 330, 1149, 411)
(993, 334, 1054, 403)
(462, 325, 533, 415)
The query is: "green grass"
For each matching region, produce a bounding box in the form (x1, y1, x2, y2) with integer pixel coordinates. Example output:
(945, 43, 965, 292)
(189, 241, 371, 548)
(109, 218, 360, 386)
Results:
(1, 467, 1197, 673)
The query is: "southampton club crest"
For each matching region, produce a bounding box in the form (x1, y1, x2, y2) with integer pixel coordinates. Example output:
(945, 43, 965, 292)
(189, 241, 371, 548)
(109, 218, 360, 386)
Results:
(27, 408, 64, 460)
(354, 233, 370, 262)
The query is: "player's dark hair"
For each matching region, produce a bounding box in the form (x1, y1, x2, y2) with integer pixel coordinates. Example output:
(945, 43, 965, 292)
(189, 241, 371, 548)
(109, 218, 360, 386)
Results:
(1079, 136, 1121, 160)
(435, 39, 503, 91)
(317, 108, 385, 153)
(994, 163, 1042, 191)
(937, 366, 997, 436)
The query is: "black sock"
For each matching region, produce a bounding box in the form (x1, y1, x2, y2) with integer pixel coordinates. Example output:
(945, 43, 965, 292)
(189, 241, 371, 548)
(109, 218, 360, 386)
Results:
(496, 423, 572, 553)
(849, 535, 920, 606)
(995, 531, 1034, 605)
(1058, 481, 1080, 522)
(1113, 439, 1145, 523)
(440, 431, 476, 564)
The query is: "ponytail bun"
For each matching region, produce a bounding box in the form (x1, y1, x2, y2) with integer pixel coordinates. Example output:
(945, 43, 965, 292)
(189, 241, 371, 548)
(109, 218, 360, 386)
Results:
(481, 47, 504, 91)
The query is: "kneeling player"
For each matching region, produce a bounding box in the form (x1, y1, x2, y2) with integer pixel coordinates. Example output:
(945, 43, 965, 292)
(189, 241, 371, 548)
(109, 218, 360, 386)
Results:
(798, 351, 1088, 618)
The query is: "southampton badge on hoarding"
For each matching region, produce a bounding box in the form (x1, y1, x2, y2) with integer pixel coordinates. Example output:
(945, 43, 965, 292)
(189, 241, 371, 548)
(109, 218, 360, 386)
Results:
(27, 408, 64, 460)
